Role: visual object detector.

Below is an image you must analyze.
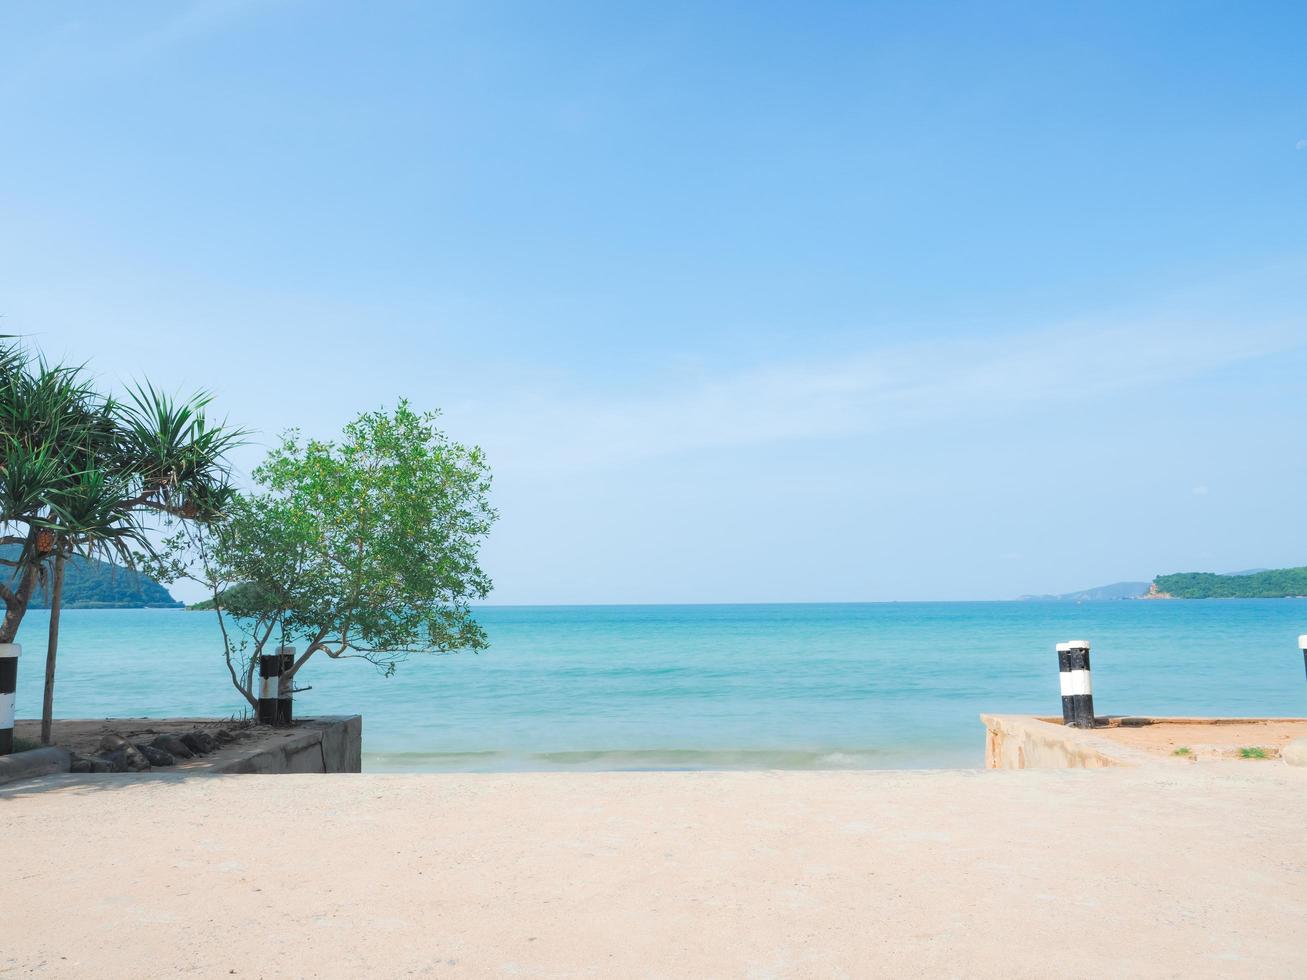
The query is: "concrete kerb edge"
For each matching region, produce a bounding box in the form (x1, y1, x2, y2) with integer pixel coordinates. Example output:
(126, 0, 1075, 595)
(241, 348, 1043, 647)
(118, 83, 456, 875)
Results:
(0, 746, 71, 786)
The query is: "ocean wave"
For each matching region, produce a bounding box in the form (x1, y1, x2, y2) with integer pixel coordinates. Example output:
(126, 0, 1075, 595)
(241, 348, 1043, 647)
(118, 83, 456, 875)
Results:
(362, 746, 895, 772)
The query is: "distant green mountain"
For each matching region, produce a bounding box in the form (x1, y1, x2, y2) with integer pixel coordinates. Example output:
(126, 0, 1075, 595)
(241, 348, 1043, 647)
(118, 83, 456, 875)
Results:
(1152, 567, 1307, 599)
(0, 545, 181, 609)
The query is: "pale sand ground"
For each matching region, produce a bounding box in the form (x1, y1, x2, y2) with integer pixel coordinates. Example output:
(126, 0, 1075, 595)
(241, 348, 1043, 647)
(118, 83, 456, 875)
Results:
(3, 766, 1305, 979)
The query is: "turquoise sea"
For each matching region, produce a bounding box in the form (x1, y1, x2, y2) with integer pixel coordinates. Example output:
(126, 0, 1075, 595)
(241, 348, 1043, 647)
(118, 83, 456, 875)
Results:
(10, 601, 1307, 770)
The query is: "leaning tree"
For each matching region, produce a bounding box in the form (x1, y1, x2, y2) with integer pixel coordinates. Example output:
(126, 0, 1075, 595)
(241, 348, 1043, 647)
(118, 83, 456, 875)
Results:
(155, 401, 496, 715)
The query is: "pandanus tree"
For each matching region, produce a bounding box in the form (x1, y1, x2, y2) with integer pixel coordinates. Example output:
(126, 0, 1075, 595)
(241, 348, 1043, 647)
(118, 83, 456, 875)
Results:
(0, 342, 242, 745)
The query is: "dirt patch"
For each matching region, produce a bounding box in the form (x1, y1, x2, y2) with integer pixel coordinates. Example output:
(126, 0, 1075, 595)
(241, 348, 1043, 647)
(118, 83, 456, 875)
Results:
(1088, 717, 1307, 762)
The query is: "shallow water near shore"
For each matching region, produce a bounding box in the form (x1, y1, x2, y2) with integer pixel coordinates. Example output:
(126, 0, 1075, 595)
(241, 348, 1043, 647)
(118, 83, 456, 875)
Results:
(10, 600, 1307, 770)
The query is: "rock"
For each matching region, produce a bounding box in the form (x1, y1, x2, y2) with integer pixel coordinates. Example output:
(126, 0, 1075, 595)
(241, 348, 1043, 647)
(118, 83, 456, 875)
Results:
(105, 743, 150, 772)
(123, 743, 151, 771)
(69, 755, 93, 774)
(87, 756, 115, 773)
(152, 734, 194, 759)
(138, 744, 175, 767)
(182, 731, 219, 754)
(215, 729, 236, 744)
(99, 733, 131, 754)
(180, 732, 210, 754)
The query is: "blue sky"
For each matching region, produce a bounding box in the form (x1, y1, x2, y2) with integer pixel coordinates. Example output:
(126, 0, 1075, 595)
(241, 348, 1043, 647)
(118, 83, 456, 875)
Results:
(1, 1, 1305, 603)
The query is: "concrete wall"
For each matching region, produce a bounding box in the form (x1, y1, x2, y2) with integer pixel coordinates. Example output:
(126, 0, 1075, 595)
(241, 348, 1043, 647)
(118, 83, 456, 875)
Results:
(981, 714, 1156, 769)
(0, 716, 362, 784)
(220, 715, 362, 774)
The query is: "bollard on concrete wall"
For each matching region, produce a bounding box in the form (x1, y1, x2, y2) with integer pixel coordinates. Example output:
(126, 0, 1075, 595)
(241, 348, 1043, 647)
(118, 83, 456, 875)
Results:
(258, 652, 282, 725)
(0, 644, 17, 754)
(277, 646, 295, 725)
(1300, 635, 1307, 685)
(1056, 640, 1095, 728)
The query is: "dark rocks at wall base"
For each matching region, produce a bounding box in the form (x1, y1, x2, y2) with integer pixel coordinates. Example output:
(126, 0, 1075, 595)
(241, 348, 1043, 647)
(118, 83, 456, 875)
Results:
(99, 735, 150, 771)
(138, 744, 175, 767)
(71, 730, 233, 771)
(195, 730, 220, 752)
(151, 734, 194, 758)
(180, 731, 218, 754)
(105, 748, 148, 772)
(180, 732, 206, 754)
(87, 734, 186, 770)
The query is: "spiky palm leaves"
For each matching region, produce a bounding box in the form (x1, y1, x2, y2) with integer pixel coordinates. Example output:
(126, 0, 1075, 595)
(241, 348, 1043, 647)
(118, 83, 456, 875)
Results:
(119, 381, 244, 521)
(1, 349, 242, 592)
(0, 351, 106, 623)
(0, 341, 244, 744)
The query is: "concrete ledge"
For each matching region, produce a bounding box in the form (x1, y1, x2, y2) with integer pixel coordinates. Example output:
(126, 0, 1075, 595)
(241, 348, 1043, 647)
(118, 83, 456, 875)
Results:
(5, 716, 362, 782)
(982, 715, 1307, 769)
(981, 714, 1159, 769)
(216, 716, 362, 774)
(0, 746, 71, 786)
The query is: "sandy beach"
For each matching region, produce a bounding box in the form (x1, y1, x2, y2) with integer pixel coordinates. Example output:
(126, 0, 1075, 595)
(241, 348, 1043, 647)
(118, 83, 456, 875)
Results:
(4, 764, 1305, 978)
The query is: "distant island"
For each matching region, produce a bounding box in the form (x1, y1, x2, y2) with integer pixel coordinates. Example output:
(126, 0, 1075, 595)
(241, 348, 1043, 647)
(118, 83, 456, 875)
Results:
(0, 544, 181, 609)
(1019, 581, 1152, 602)
(187, 581, 269, 612)
(1149, 567, 1307, 599)
(1023, 566, 1307, 601)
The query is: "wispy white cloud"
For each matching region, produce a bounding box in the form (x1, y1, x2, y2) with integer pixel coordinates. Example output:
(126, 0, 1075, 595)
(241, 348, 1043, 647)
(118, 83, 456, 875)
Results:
(463, 321, 1299, 474)
(1297, 139, 1307, 150)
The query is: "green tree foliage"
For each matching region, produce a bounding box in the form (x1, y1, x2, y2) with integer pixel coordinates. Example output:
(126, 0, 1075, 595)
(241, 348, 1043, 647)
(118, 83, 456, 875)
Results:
(154, 402, 496, 708)
(1153, 567, 1307, 598)
(0, 341, 241, 744)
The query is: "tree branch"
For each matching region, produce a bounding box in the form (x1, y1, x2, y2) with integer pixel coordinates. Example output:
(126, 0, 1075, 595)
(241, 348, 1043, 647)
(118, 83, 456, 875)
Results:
(286, 627, 330, 680)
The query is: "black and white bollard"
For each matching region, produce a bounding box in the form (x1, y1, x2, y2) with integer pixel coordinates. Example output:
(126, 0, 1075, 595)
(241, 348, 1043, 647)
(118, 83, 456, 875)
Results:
(1057, 640, 1095, 728)
(1300, 635, 1307, 685)
(277, 646, 295, 726)
(0, 643, 17, 754)
(258, 652, 282, 725)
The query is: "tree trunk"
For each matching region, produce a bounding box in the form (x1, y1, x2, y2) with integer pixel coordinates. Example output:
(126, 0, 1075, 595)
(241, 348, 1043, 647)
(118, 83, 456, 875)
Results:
(0, 561, 39, 644)
(40, 551, 66, 746)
